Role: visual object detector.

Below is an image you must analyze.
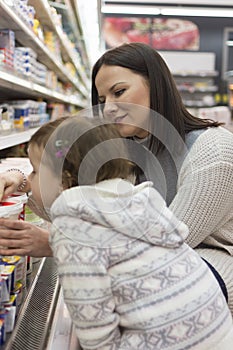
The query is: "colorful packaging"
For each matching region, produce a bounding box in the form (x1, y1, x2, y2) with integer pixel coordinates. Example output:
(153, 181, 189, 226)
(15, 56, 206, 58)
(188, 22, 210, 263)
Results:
(0, 278, 10, 303)
(0, 265, 16, 293)
(13, 282, 23, 310)
(4, 306, 16, 333)
(0, 318, 6, 345)
(2, 256, 27, 288)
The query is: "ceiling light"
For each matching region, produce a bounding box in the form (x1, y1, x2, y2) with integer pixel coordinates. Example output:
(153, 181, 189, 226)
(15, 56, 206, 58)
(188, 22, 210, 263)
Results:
(101, 4, 233, 18)
(160, 7, 233, 17)
(101, 5, 160, 15)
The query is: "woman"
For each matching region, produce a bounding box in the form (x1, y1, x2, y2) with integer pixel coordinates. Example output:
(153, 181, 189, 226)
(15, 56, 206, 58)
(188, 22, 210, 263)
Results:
(0, 42, 233, 313)
(91, 42, 233, 313)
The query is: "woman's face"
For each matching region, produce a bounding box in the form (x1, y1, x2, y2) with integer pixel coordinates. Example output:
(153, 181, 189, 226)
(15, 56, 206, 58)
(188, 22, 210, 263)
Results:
(95, 65, 150, 138)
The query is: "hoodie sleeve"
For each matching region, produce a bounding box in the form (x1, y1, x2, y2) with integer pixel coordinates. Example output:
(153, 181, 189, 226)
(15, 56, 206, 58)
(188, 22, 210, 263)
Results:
(50, 222, 121, 350)
(118, 186, 189, 249)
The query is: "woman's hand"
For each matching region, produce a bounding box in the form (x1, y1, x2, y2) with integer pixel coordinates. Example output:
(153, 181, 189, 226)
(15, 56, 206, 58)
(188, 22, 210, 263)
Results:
(0, 218, 53, 257)
(0, 170, 31, 200)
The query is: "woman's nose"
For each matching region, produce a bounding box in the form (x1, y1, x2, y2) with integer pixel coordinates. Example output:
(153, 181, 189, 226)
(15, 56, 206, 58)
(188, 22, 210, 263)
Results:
(103, 101, 118, 118)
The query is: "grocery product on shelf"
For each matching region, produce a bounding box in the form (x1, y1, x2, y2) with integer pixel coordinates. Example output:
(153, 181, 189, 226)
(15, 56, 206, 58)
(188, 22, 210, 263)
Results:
(0, 157, 44, 344)
(0, 105, 14, 135)
(0, 29, 15, 70)
(0, 197, 26, 339)
(0, 0, 89, 108)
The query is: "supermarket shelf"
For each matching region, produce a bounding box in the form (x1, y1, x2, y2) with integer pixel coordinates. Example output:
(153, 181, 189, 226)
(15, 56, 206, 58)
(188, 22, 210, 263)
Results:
(3, 258, 60, 350)
(0, 70, 87, 108)
(0, 0, 88, 98)
(28, 0, 89, 91)
(0, 127, 39, 150)
(64, 0, 83, 39)
(63, 0, 90, 68)
(49, 1, 67, 11)
(177, 86, 218, 93)
(173, 71, 219, 77)
(173, 70, 219, 108)
(184, 102, 217, 108)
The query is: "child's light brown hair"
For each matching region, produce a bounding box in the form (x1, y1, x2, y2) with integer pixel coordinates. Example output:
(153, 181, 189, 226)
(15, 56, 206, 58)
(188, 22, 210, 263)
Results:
(29, 115, 134, 188)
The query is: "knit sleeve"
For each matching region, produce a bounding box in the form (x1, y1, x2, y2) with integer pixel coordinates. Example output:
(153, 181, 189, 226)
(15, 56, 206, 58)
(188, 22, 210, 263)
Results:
(50, 224, 121, 350)
(169, 127, 233, 249)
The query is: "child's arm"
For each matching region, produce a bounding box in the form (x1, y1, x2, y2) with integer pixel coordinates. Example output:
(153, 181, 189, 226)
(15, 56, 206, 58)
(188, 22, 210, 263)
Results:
(51, 228, 121, 349)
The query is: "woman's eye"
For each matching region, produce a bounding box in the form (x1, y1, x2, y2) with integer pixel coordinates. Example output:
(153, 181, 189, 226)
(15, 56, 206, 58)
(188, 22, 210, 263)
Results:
(115, 89, 125, 97)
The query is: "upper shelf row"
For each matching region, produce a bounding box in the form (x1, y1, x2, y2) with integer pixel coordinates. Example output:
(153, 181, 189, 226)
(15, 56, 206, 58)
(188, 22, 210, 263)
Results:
(0, 0, 90, 105)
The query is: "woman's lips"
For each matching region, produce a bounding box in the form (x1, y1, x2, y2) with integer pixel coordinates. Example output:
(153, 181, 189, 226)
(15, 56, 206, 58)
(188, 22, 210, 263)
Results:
(115, 115, 126, 124)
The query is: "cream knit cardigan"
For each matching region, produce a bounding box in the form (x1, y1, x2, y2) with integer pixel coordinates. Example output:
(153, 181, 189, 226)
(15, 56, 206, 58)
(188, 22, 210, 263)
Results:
(169, 126, 233, 312)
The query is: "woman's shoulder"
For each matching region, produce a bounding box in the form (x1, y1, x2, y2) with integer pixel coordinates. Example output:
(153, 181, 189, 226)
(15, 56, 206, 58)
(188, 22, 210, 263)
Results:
(183, 126, 233, 169)
(199, 125, 233, 141)
(189, 126, 233, 151)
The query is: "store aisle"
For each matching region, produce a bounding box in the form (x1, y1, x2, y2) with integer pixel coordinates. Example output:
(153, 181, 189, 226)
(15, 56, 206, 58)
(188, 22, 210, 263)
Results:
(46, 289, 81, 350)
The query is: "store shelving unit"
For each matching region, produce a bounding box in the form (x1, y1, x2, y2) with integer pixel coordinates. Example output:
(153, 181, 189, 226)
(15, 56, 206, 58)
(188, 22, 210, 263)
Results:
(2, 258, 60, 350)
(62, 0, 90, 69)
(0, 0, 91, 151)
(0, 2, 91, 346)
(46, 289, 81, 350)
(225, 70, 233, 110)
(0, 2, 77, 96)
(0, 0, 89, 99)
(0, 127, 39, 150)
(0, 69, 86, 108)
(228, 82, 233, 109)
(173, 71, 219, 108)
(28, 0, 89, 92)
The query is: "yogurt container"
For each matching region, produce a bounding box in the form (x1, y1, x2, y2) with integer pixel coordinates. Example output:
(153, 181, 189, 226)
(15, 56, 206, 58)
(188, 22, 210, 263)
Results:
(6, 192, 28, 220)
(0, 201, 23, 220)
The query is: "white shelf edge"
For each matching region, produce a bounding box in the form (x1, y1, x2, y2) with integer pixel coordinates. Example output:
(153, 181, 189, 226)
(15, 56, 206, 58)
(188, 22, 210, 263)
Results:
(0, 70, 87, 107)
(0, 128, 39, 150)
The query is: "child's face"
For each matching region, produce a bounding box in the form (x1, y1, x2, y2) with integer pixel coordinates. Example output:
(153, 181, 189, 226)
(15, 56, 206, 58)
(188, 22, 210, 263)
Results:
(28, 144, 61, 208)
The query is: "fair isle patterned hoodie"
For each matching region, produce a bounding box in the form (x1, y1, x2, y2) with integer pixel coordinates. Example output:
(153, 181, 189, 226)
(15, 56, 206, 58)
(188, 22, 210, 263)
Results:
(49, 179, 233, 350)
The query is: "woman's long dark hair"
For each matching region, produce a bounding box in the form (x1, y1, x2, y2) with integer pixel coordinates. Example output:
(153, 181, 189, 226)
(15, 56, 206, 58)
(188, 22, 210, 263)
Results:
(92, 43, 222, 152)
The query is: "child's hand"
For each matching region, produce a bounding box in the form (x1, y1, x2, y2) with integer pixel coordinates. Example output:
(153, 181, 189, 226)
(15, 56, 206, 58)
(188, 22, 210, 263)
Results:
(0, 170, 30, 200)
(0, 171, 21, 199)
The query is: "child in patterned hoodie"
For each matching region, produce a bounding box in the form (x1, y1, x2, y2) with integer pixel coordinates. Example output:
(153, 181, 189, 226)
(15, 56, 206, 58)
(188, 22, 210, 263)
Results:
(27, 114, 233, 350)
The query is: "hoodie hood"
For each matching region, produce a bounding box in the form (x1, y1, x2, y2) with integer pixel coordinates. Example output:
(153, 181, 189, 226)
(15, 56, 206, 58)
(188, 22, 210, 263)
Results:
(50, 179, 188, 249)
